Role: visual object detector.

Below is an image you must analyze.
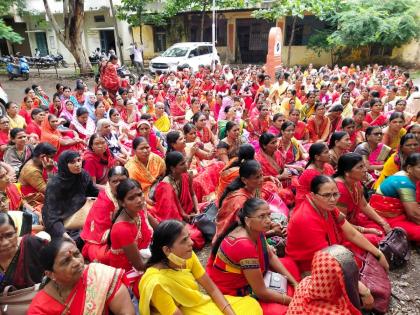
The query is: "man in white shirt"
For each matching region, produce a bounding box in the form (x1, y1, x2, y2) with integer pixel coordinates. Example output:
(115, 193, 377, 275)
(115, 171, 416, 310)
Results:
(133, 43, 144, 75)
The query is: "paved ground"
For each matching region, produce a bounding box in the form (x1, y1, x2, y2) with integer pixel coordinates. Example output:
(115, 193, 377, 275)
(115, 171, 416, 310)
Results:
(1, 73, 420, 314)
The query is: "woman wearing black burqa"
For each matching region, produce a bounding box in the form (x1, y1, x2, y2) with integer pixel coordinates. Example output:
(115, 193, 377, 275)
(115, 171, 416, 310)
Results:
(42, 150, 99, 246)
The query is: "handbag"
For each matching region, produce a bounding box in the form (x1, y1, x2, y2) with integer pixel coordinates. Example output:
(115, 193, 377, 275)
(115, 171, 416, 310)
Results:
(64, 198, 95, 230)
(0, 283, 40, 315)
(359, 253, 391, 314)
(378, 227, 410, 270)
(263, 271, 287, 294)
(192, 202, 218, 241)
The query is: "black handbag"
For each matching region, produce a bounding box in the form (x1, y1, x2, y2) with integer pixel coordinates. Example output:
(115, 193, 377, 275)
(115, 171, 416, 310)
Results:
(192, 202, 218, 241)
(378, 227, 410, 270)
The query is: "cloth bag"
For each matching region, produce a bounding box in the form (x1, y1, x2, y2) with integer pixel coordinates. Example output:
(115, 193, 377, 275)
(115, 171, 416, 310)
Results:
(0, 283, 40, 315)
(378, 227, 410, 270)
(359, 253, 391, 314)
(64, 198, 95, 230)
(192, 202, 218, 242)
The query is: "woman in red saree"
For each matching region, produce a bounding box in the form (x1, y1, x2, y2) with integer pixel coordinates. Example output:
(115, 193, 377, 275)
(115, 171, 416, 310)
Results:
(83, 134, 116, 186)
(255, 133, 296, 206)
(81, 166, 129, 263)
(0, 116, 10, 160)
(151, 151, 205, 249)
(170, 90, 188, 128)
(28, 238, 135, 315)
(268, 113, 286, 137)
(365, 98, 387, 127)
(306, 103, 331, 143)
(193, 111, 217, 149)
(100, 55, 120, 99)
(247, 104, 271, 144)
(286, 175, 389, 275)
(288, 245, 363, 315)
(136, 120, 165, 158)
(208, 198, 300, 315)
(278, 122, 307, 172)
(334, 153, 391, 246)
(295, 143, 335, 205)
(40, 115, 84, 159)
(288, 109, 308, 143)
(341, 118, 364, 152)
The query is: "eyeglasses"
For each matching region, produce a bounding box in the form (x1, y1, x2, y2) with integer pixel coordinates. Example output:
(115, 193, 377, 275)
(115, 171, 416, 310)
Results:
(0, 231, 16, 241)
(247, 214, 271, 221)
(316, 192, 341, 200)
(372, 132, 383, 136)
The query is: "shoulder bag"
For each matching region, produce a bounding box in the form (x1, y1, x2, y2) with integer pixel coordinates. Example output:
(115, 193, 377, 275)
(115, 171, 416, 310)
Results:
(0, 283, 40, 315)
(378, 227, 410, 270)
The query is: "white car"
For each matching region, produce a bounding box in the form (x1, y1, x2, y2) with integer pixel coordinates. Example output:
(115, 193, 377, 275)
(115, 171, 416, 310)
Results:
(150, 42, 219, 73)
(0, 83, 8, 117)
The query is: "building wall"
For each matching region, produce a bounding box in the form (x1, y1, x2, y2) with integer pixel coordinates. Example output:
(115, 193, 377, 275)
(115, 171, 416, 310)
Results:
(392, 40, 420, 67)
(132, 25, 155, 59)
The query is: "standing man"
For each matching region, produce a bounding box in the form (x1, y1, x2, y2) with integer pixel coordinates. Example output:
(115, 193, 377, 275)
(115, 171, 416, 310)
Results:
(133, 43, 144, 75)
(128, 42, 135, 65)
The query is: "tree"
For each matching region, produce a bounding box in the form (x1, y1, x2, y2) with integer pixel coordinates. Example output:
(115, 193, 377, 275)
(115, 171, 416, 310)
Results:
(308, 0, 420, 62)
(43, 0, 92, 74)
(0, 0, 24, 44)
(252, 0, 340, 67)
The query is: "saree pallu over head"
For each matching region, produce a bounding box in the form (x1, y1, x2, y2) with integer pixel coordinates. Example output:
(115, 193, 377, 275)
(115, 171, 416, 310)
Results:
(287, 245, 361, 315)
(40, 116, 61, 149)
(216, 165, 239, 200)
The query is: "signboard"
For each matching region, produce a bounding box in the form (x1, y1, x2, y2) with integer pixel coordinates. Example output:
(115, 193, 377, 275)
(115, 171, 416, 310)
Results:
(265, 27, 283, 83)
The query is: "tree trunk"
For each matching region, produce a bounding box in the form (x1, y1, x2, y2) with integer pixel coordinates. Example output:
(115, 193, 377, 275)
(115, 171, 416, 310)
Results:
(43, 0, 92, 75)
(200, 11, 205, 41)
(109, 0, 124, 65)
(287, 16, 297, 67)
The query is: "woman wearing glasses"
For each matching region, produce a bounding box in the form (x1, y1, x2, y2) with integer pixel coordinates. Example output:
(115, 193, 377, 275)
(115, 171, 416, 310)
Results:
(286, 175, 389, 276)
(354, 126, 391, 181)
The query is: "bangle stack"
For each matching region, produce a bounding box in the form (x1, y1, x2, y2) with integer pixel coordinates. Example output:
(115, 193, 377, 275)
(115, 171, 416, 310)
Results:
(222, 303, 231, 312)
(375, 251, 382, 261)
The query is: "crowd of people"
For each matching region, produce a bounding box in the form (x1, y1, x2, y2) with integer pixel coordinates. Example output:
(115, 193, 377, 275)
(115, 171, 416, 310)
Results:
(0, 58, 419, 315)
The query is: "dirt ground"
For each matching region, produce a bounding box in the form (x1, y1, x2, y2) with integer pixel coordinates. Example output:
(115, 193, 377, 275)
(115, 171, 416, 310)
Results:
(2, 73, 420, 314)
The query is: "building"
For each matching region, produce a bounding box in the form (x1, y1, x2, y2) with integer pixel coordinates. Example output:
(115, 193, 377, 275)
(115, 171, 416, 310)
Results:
(1, 0, 134, 63)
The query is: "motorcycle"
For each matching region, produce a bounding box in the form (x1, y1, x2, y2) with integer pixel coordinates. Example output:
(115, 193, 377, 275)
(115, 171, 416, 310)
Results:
(6, 57, 30, 80)
(117, 65, 137, 86)
(50, 53, 68, 68)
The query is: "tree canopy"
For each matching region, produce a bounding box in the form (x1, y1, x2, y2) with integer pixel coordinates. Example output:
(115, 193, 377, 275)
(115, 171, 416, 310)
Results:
(0, 0, 25, 43)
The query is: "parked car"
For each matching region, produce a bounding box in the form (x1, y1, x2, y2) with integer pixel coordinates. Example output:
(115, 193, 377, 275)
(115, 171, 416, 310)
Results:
(149, 42, 219, 73)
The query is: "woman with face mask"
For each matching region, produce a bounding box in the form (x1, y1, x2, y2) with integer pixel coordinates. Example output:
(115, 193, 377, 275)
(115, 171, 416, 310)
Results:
(139, 219, 262, 315)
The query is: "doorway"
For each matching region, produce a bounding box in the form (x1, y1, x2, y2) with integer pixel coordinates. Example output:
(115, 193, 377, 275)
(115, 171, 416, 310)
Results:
(99, 30, 116, 54)
(235, 19, 275, 64)
(35, 32, 49, 56)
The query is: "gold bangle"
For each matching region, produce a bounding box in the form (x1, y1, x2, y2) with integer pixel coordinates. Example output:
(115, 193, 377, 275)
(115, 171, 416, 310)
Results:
(222, 303, 231, 312)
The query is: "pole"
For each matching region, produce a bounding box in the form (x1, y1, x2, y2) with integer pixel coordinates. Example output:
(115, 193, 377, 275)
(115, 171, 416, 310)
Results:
(212, 0, 216, 70)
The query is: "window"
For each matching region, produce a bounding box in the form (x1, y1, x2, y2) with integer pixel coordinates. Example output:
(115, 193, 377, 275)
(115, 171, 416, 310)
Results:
(189, 48, 198, 57)
(198, 46, 211, 55)
(153, 27, 166, 52)
(94, 15, 105, 23)
(284, 16, 327, 46)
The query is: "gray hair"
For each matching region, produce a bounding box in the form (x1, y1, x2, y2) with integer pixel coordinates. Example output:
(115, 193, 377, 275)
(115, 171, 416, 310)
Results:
(96, 118, 111, 133)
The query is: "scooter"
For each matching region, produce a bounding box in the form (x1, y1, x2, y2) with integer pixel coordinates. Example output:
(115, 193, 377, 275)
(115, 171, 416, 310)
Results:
(6, 57, 30, 80)
(117, 65, 137, 85)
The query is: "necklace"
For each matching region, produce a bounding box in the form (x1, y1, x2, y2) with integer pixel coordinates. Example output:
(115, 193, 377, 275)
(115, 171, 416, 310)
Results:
(123, 209, 140, 227)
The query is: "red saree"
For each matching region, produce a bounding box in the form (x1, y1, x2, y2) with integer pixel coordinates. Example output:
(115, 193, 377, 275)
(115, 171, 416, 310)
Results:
(28, 263, 124, 315)
(307, 117, 330, 142)
(0, 130, 8, 160)
(286, 197, 345, 273)
(6, 183, 23, 210)
(192, 161, 225, 203)
(293, 121, 307, 141)
(151, 173, 204, 249)
(196, 126, 213, 144)
(101, 63, 120, 95)
(365, 113, 387, 127)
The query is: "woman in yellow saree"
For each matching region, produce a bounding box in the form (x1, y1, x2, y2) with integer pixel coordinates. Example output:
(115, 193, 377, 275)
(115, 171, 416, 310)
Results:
(154, 102, 171, 133)
(125, 137, 165, 205)
(139, 220, 262, 315)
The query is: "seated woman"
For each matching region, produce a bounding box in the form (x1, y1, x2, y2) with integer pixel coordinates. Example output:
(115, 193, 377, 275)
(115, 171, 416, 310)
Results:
(268, 113, 286, 137)
(96, 118, 129, 165)
(288, 245, 369, 314)
(109, 179, 155, 291)
(3, 128, 33, 176)
(208, 198, 300, 315)
(151, 151, 204, 249)
(334, 153, 392, 246)
(125, 137, 165, 205)
(42, 150, 99, 240)
(386, 99, 413, 126)
(217, 121, 245, 164)
(278, 122, 307, 172)
(83, 134, 116, 186)
(0, 212, 46, 293)
(374, 133, 419, 189)
(364, 98, 387, 127)
(69, 107, 96, 142)
(306, 102, 331, 143)
(354, 126, 391, 181)
(382, 112, 407, 152)
(247, 104, 270, 144)
(341, 117, 364, 152)
(353, 108, 369, 133)
(327, 104, 344, 134)
(295, 143, 335, 205)
(136, 120, 165, 158)
(288, 109, 309, 143)
(40, 114, 84, 158)
(183, 123, 215, 169)
(192, 111, 217, 150)
(139, 220, 262, 315)
(371, 153, 420, 242)
(81, 166, 129, 263)
(154, 101, 171, 133)
(28, 238, 135, 315)
(218, 105, 245, 140)
(328, 131, 352, 169)
(18, 142, 57, 208)
(0, 117, 10, 161)
(59, 100, 76, 124)
(286, 175, 389, 275)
